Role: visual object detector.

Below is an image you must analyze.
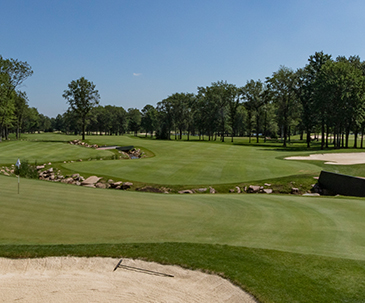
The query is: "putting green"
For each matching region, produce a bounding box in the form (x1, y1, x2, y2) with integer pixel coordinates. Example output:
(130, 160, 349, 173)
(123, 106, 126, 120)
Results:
(61, 137, 320, 185)
(0, 140, 113, 165)
(1, 175, 365, 260)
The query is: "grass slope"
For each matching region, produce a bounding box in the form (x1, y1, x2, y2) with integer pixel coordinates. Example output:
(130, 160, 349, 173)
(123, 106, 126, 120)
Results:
(0, 139, 113, 165)
(62, 135, 321, 185)
(1, 175, 365, 261)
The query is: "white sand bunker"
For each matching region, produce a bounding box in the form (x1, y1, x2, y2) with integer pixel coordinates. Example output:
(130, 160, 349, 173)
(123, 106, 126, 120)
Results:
(285, 152, 365, 165)
(0, 257, 255, 303)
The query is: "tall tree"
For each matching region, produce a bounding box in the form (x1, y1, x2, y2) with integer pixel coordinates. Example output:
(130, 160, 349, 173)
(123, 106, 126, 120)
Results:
(141, 104, 157, 137)
(241, 80, 265, 143)
(298, 52, 332, 148)
(62, 77, 100, 140)
(127, 108, 141, 136)
(266, 66, 299, 147)
(0, 56, 33, 140)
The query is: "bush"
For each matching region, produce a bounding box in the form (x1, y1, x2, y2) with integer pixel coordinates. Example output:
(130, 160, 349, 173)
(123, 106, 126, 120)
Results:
(14, 160, 38, 179)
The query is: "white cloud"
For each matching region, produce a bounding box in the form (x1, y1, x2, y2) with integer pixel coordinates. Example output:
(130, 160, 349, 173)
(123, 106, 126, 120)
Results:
(133, 73, 142, 76)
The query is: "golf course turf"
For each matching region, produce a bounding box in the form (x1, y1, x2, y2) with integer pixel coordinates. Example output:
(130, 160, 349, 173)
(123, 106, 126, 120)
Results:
(1, 133, 365, 302)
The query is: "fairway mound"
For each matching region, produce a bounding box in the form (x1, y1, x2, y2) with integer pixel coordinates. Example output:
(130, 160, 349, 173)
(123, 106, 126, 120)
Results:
(0, 257, 255, 303)
(285, 152, 365, 165)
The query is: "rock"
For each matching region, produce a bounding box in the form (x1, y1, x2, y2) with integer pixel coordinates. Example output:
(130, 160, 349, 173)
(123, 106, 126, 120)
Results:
(107, 179, 114, 184)
(197, 188, 207, 193)
(264, 183, 271, 187)
(47, 167, 53, 173)
(111, 181, 123, 188)
(178, 190, 194, 194)
(302, 193, 320, 196)
(81, 176, 101, 185)
(235, 186, 241, 193)
(247, 185, 260, 193)
(229, 189, 235, 193)
(263, 188, 273, 194)
(79, 176, 85, 182)
(36, 165, 45, 170)
(4, 172, 9, 176)
(95, 183, 107, 189)
(121, 182, 133, 190)
(57, 175, 64, 179)
(75, 181, 81, 186)
(209, 187, 216, 194)
(48, 162, 51, 165)
(82, 184, 95, 188)
(72, 173, 80, 179)
(291, 187, 300, 194)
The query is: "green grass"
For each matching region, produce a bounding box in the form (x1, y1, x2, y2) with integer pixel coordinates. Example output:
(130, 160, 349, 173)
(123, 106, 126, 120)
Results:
(2, 133, 365, 302)
(0, 139, 114, 165)
(1, 175, 365, 260)
(1, 243, 365, 303)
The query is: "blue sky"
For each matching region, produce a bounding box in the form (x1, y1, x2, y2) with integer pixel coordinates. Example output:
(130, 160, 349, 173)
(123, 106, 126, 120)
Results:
(2, 0, 365, 117)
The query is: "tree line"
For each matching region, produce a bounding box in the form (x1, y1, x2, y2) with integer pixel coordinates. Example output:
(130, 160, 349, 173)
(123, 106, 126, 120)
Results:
(2, 51, 365, 149)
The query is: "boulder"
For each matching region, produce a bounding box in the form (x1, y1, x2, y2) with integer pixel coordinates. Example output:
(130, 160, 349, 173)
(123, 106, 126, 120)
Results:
(36, 165, 45, 170)
(247, 185, 260, 193)
(121, 182, 133, 190)
(82, 184, 95, 188)
(81, 176, 101, 185)
(95, 183, 107, 189)
(110, 181, 123, 188)
(72, 173, 80, 179)
(209, 187, 216, 194)
(235, 186, 241, 193)
(263, 188, 273, 194)
(291, 187, 300, 194)
(178, 190, 194, 194)
(197, 188, 207, 193)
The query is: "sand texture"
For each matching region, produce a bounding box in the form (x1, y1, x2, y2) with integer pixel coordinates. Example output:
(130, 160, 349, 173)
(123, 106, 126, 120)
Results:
(0, 257, 256, 303)
(285, 152, 365, 165)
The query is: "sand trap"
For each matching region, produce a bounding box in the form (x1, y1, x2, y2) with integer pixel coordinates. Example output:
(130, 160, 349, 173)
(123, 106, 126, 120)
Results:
(285, 152, 365, 165)
(0, 257, 255, 303)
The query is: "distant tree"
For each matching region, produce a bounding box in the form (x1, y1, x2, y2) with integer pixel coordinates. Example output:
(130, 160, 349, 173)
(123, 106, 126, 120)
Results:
(156, 98, 174, 139)
(141, 104, 157, 137)
(13, 91, 28, 138)
(62, 77, 100, 140)
(127, 108, 141, 136)
(241, 80, 266, 143)
(266, 66, 300, 147)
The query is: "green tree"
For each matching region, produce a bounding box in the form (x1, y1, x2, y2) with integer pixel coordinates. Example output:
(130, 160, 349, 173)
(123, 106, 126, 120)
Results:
(0, 55, 33, 140)
(13, 91, 29, 139)
(127, 108, 141, 136)
(62, 77, 100, 140)
(141, 104, 157, 137)
(241, 80, 265, 143)
(266, 66, 300, 147)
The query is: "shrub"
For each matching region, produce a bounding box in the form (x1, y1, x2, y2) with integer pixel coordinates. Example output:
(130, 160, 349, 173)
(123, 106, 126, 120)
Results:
(15, 160, 38, 179)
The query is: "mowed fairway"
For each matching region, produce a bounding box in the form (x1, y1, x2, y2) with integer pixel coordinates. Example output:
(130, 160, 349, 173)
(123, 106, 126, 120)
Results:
(0, 139, 114, 165)
(60, 135, 321, 185)
(2, 134, 365, 302)
(1, 175, 365, 261)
